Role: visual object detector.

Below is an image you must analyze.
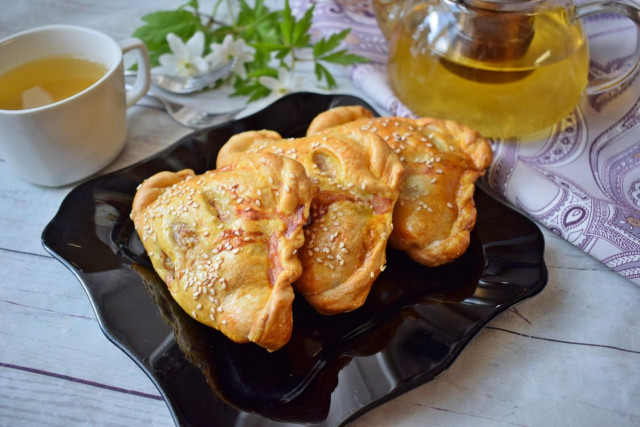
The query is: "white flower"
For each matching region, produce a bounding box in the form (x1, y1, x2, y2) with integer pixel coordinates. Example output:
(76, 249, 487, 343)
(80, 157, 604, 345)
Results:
(159, 32, 209, 77)
(259, 67, 295, 95)
(206, 35, 255, 80)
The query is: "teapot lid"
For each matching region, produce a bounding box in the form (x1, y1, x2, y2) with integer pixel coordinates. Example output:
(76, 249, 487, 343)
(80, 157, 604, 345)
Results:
(459, 0, 542, 12)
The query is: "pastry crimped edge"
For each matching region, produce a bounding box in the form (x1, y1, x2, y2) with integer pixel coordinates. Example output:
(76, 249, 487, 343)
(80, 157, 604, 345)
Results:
(217, 128, 405, 315)
(307, 105, 493, 267)
(405, 117, 492, 266)
(131, 153, 314, 351)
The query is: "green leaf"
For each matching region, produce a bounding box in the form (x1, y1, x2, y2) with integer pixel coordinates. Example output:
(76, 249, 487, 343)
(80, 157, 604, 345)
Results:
(313, 29, 350, 57)
(318, 50, 369, 65)
(247, 67, 277, 78)
(251, 41, 288, 52)
(279, 0, 293, 45)
(132, 10, 203, 66)
(314, 62, 337, 89)
(292, 4, 315, 47)
(178, 0, 199, 11)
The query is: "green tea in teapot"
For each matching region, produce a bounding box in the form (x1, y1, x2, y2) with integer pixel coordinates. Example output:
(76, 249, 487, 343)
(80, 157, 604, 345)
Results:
(384, 4, 589, 139)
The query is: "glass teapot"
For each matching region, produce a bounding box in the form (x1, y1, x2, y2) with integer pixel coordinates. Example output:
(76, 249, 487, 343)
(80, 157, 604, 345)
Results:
(373, 0, 640, 139)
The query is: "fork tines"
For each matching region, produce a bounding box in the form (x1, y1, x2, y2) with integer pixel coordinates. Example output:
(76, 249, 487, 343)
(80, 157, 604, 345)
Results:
(184, 58, 238, 90)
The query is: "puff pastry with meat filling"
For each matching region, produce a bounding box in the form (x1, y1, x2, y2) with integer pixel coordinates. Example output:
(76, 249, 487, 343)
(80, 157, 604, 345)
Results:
(217, 129, 404, 315)
(131, 153, 315, 351)
(307, 106, 493, 267)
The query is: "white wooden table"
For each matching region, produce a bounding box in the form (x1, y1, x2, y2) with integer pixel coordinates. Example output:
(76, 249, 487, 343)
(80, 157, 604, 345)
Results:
(1, 1, 639, 426)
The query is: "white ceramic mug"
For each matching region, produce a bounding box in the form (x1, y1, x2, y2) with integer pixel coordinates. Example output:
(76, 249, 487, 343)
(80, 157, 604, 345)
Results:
(0, 25, 151, 186)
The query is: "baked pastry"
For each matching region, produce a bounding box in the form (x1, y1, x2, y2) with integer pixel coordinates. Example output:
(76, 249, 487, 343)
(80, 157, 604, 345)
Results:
(307, 106, 493, 267)
(131, 153, 315, 351)
(217, 129, 404, 315)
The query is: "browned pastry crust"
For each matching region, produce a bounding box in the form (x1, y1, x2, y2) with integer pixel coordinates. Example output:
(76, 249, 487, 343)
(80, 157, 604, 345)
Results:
(131, 153, 315, 351)
(217, 129, 404, 315)
(307, 106, 493, 267)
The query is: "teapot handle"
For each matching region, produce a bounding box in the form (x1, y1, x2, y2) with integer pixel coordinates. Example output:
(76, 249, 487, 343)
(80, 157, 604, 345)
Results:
(575, 1, 640, 94)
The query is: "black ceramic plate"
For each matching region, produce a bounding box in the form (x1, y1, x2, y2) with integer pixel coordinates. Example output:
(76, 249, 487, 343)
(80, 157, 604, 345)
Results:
(43, 92, 548, 427)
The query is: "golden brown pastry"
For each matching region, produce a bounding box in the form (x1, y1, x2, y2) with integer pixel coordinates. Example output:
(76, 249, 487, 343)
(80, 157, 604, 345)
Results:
(131, 153, 315, 351)
(307, 106, 493, 267)
(217, 129, 404, 315)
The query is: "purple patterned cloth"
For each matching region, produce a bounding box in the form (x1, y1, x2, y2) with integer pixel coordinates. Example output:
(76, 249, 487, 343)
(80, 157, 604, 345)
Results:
(292, 0, 640, 285)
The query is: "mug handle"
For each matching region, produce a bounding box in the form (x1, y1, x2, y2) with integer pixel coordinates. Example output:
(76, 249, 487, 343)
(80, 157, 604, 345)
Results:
(575, 1, 640, 94)
(118, 38, 151, 107)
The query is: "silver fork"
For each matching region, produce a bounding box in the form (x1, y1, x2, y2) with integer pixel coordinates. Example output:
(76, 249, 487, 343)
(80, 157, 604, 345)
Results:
(151, 58, 237, 94)
(147, 93, 244, 129)
(124, 71, 244, 129)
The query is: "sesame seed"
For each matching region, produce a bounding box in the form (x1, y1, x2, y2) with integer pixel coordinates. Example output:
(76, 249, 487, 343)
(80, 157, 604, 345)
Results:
(196, 303, 202, 310)
(217, 306, 224, 312)
(447, 202, 453, 208)
(370, 272, 375, 278)
(222, 319, 227, 325)
(316, 257, 323, 263)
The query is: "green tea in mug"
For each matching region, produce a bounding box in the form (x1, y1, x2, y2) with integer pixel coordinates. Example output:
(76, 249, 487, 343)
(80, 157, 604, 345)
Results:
(0, 55, 107, 110)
